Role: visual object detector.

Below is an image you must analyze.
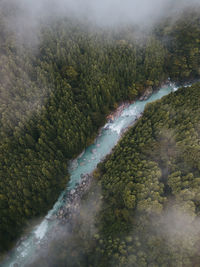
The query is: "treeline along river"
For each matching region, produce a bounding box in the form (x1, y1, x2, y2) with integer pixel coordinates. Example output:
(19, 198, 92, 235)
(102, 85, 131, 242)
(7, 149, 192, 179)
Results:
(2, 81, 191, 267)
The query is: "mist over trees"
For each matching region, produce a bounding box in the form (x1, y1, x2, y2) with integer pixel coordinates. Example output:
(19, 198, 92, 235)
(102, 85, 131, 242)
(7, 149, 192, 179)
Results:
(0, 0, 200, 263)
(1, 0, 200, 31)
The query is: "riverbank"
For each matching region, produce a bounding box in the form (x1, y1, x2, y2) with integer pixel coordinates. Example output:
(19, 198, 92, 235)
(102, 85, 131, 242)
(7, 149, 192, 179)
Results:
(3, 81, 199, 267)
(11, 84, 160, 262)
(24, 79, 192, 263)
(28, 81, 200, 265)
(56, 173, 92, 223)
(31, 173, 93, 255)
(34, 81, 176, 243)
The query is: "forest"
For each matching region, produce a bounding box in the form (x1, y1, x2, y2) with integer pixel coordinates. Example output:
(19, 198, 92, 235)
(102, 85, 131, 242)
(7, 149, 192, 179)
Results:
(0, 2, 200, 255)
(30, 82, 200, 267)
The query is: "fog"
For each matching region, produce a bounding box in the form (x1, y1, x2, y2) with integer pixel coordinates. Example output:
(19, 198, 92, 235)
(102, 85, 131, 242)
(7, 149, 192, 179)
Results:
(1, 0, 200, 266)
(123, 202, 200, 267)
(1, 0, 200, 31)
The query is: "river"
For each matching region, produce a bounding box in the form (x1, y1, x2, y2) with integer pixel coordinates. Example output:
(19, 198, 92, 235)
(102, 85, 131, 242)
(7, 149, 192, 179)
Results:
(2, 82, 184, 267)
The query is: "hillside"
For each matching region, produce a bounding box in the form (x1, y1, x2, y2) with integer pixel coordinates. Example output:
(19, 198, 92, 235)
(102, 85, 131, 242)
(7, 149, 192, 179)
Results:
(32, 82, 200, 267)
(0, 6, 200, 252)
(94, 82, 200, 266)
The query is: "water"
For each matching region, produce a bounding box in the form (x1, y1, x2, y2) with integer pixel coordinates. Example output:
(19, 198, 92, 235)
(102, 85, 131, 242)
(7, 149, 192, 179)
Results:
(2, 83, 178, 267)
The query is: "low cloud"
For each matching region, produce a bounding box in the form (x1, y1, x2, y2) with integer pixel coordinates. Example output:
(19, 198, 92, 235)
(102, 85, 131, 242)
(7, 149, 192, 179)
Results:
(1, 0, 200, 37)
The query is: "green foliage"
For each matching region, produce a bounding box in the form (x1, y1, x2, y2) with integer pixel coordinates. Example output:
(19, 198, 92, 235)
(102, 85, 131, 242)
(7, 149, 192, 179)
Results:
(29, 89, 200, 266)
(91, 83, 200, 266)
(0, 6, 200, 254)
(32, 83, 200, 267)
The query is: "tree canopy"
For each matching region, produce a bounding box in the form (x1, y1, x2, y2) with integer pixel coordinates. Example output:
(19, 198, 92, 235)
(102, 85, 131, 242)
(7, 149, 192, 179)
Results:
(0, 6, 200, 254)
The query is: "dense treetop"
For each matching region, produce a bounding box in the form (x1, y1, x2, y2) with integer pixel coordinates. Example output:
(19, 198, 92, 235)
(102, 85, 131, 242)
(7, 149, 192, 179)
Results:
(32, 82, 200, 267)
(93, 82, 200, 267)
(0, 6, 200, 253)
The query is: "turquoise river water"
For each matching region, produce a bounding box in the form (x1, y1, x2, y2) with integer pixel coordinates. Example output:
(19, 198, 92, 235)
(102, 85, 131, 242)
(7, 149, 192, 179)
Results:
(2, 82, 186, 267)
